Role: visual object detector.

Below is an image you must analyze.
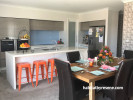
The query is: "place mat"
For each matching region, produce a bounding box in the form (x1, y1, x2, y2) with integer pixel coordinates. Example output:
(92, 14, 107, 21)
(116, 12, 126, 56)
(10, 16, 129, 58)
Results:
(99, 67, 113, 72)
(100, 65, 116, 72)
(90, 70, 105, 76)
(71, 66, 84, 72)
(75, 59, 89, 63)
(113, 65, 119, 70)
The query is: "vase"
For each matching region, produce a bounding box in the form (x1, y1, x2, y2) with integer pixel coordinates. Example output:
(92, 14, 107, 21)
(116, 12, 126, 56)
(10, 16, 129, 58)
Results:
(100, 60, 109, 65)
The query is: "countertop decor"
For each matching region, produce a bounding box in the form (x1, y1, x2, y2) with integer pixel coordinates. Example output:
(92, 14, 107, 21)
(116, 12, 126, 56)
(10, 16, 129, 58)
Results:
(18, 29, 30, 40)
(97, 46, 113, 65)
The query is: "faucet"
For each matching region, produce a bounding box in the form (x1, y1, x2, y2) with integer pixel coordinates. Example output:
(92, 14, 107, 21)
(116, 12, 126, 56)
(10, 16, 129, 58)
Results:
(51, 40, 58, 50)
(51, 40, 57, 45)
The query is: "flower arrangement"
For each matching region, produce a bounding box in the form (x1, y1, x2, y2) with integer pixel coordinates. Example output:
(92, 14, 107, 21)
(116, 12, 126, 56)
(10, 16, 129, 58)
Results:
(97, 46, 113, 64)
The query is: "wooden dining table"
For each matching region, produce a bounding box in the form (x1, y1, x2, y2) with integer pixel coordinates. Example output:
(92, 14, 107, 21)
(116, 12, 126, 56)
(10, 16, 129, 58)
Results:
(71, 59, 119, 100)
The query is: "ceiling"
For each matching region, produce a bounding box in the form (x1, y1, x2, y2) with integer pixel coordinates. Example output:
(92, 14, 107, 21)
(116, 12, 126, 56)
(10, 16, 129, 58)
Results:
(0, 0, 124, 13)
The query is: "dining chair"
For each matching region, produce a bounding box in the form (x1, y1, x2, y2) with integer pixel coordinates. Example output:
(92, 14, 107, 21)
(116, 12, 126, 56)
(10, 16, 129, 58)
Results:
(100, 59, 133, 100)
(66, 51, 80, 63)
(66, 51, 90, 91)
(88, 50, 99, 58)
(124, 50, 133, 59)
(128, 71, 133, 99)
(54, 59, 88, 100)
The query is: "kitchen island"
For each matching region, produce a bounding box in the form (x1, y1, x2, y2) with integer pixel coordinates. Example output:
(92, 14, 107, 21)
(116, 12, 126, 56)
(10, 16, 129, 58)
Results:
(6, 47, 88, 89)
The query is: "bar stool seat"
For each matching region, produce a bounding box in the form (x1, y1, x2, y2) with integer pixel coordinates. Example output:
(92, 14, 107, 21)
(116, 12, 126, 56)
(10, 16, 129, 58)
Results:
(33, 60, 49, 86)
(16, 62, 34, 91)
(48, 58, 57, 83)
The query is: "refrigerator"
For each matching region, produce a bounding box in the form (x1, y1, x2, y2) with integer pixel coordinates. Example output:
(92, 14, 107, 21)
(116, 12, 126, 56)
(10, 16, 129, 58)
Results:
(88, 26, 105, 58)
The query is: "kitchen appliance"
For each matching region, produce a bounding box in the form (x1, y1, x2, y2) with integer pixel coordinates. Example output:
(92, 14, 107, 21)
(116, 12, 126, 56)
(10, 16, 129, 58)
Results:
(88, 26, 105, 58)
(1, 39, 14, 52)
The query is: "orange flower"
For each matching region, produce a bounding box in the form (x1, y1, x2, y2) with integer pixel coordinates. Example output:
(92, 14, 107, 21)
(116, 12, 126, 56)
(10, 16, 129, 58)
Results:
(99, 54, 103, 57)
(109, 55, 112, 57)
(102, 56, 106, 59)
(106, 53, 109, 55)
(109, 52, 112, 56)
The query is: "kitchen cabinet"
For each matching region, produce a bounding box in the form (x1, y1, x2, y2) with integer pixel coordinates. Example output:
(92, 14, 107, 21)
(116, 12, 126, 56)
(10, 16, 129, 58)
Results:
(0, 18, 14, 39)
(0, 17, 29, 67)
(80, 22, 89, 31)
(53, 21, 64, 31)
(30, 19, 64, 31)
(13, 18, 30, 37)
(0, 52, 5, 68)
(80, 20, 105, 31)
(88, 20, 105, 27)
(0, 17, 29, 39)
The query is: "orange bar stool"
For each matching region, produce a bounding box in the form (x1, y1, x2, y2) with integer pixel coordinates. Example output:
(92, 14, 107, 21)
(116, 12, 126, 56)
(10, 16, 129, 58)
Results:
(32, 60, 49, 87)
(48, 58, 57, 83)
(16, 62, 34, 91)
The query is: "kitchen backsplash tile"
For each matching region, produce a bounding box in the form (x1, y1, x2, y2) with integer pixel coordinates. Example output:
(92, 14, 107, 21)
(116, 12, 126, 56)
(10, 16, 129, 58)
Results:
(30, 30, 59, 45)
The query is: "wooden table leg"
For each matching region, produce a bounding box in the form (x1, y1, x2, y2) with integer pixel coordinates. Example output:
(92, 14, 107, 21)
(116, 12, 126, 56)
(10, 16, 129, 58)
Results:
(89, 81, 95, 100)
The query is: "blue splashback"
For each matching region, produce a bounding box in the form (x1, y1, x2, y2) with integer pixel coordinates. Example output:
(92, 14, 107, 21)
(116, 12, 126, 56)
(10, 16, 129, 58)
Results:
(30, 30, 59, 45)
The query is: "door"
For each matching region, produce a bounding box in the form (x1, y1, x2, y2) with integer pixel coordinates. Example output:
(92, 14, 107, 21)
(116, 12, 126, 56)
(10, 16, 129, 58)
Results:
(69, 22, 75, 47)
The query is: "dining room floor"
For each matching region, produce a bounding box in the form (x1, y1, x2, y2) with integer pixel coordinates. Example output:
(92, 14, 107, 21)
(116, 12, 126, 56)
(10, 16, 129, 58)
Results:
(0, 70, 132, 100)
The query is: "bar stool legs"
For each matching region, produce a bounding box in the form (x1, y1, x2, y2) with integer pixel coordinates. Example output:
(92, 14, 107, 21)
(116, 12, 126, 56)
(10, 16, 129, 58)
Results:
(25, 68, 29, 83)
(18, 67, 22, 91)
(48, 59, 57, 83)
(33, 60, 49, 87)
(16, 63, 34, 91)
(16, 60, 50, 90)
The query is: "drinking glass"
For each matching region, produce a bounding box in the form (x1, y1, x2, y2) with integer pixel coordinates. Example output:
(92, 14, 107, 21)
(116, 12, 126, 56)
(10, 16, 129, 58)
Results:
(84, 62, 89, 71)
(94, 60, 98, 67)
(89, 61, 93, 67)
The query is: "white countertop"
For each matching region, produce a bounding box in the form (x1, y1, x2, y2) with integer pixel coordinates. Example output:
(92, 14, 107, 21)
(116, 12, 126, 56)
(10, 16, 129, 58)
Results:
(6, 47, 87, 57)
(31, 44, 65, 50)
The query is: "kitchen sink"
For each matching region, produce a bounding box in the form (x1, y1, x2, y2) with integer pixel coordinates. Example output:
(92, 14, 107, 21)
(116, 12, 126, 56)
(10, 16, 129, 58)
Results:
(42, 47, 59, 51)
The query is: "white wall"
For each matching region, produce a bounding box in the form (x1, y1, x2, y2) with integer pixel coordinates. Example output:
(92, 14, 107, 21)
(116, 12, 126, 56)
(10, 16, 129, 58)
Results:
(0, 4, 79, 47)
(122, 0, 133, 3)
(107, 10, 119, 56)
(0, 4, 78, 21)
(0, 4, 119, 55)
(78, 8, 108, 22)
(77, 8, 118, 56)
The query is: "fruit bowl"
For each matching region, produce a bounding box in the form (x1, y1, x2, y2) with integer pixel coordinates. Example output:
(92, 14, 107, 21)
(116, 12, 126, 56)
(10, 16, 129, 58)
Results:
(20, 43, 30, 48)
(20, 47, 30, 51)
(20, 47, 30, 48)
(20, 42, 30, 52)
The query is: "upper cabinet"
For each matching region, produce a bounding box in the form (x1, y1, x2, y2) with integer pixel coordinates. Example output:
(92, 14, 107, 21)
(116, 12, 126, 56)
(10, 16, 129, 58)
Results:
(30, 19, 64, 31)
(80, 20, 105, 31)
(14, 18, 30, 35)
(0, 17, 29, 39)
(80, 22, 89, 31)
